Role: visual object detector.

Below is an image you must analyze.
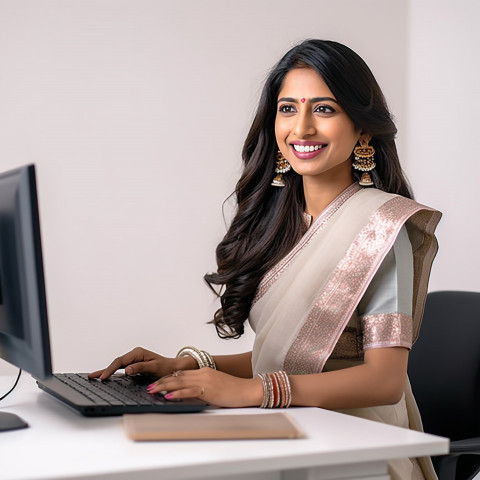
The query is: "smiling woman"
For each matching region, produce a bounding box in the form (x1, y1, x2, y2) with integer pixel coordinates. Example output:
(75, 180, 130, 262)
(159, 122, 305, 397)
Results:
(90, 40, 441, 480)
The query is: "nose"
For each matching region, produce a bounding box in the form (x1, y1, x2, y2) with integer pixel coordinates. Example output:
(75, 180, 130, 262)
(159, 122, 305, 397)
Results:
(293, 110, 316, 138)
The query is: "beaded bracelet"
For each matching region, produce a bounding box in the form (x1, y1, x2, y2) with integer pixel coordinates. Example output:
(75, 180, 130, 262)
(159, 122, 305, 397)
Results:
(257, 371, 292, 408)
(176, 346, 217, 370)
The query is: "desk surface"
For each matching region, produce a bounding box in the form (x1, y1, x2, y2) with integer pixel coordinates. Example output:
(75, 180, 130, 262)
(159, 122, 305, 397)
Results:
(0, 374, 448, 480)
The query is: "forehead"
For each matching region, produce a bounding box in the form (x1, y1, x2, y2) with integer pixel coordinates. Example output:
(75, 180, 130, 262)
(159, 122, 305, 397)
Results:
(278, 67, 335, 99)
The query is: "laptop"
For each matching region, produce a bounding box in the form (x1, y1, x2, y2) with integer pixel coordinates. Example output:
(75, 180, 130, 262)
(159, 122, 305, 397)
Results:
(0, 164, 209, 416)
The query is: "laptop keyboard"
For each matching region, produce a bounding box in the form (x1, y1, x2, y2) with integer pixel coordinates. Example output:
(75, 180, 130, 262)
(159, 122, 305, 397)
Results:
(54, 373, 170, 406)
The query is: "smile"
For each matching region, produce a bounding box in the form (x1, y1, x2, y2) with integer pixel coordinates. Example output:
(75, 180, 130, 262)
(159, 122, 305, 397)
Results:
(290, 142, 327, 160)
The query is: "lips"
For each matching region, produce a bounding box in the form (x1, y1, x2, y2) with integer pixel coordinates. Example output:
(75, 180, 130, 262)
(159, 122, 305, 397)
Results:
(290, 141, 327, 159)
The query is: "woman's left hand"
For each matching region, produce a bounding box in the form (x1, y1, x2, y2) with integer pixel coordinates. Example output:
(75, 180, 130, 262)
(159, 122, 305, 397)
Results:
(147, 368, 263, 408)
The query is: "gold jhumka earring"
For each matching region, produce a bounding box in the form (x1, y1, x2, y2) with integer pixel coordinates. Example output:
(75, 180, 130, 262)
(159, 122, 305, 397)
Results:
(352, 138, 376, 187)
(271, 150, 291, 187)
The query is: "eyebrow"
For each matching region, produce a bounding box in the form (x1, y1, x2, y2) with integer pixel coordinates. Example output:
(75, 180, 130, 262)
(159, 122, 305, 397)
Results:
(277, 96, 339, 104)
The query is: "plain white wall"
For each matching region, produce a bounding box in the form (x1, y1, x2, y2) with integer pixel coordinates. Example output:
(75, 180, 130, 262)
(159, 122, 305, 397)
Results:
(0, 0, 409, 375)
(405, 0, 480, 292)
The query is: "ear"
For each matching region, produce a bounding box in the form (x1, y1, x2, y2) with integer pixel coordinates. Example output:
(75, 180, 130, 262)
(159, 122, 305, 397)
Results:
(359, 132, 372, 144)
(355, 132, 372, 148)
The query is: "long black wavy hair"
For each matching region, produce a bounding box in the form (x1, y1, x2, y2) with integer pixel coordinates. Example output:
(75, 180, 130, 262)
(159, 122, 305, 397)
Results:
(204, 39, 413, 339)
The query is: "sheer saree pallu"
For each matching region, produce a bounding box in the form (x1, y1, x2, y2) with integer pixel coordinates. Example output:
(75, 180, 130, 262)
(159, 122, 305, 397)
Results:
(249, 183, 441, 480)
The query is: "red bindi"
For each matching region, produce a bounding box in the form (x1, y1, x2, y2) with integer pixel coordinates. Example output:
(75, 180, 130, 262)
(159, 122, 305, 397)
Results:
(301, 98, 306, 103)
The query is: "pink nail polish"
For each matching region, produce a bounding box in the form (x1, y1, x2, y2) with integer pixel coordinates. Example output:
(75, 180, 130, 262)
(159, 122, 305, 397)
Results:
(164, 393, 173, 400)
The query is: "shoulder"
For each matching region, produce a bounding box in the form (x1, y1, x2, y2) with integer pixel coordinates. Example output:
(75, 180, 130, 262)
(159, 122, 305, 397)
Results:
(357, 188, 440, 218)
(348, 188, 441, 241)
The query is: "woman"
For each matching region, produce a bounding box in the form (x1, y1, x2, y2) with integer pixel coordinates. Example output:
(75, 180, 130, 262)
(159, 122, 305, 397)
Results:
(90, 40, 440, 479)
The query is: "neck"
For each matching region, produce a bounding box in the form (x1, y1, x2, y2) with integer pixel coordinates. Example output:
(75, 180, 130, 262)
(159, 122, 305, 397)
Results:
(303, 171, 355, 220)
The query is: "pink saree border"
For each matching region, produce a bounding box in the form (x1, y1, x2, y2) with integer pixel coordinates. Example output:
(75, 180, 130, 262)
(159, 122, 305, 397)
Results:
(252, 182, 361, 305)
(362, 313, 413, 351)
(283, 196, 433, 375)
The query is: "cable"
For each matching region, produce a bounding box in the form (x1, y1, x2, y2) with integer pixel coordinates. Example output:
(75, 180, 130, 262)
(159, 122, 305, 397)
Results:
(0, 369, 22, 401)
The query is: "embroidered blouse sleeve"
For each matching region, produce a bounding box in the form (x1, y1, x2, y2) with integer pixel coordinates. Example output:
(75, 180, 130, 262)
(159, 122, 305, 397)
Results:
(358, 225, 414, 350)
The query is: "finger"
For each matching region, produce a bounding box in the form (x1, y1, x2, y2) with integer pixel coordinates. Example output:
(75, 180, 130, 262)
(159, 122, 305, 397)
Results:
(163, 387, 204, 400)
(147, 369, 212, 391)
(88, 366, 130, 379)
(124, 360, 159, 376)
(90, 349, 146, 380)
(100, 359, 129, 379)
(147, 375, 185, 394)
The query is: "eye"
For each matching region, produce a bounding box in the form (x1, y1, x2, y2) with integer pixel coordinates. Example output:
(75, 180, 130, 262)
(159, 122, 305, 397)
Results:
(314, 104, 335, 114)
(278, 104, 296, 114)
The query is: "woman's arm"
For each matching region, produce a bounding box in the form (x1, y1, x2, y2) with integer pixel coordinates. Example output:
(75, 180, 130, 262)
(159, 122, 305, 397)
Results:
(290, 347, 409, 409)
(173, 351, 254, 377)
(213, 352, 253, 378)
(88, 347, 253, 380)
(148, 347, 407, 408)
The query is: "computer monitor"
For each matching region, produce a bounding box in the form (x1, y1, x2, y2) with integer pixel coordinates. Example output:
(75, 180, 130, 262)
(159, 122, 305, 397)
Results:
(0, 164, 52, 430)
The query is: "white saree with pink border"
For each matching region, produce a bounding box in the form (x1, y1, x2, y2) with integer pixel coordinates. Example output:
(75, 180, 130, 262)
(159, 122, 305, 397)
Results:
(249, 183, 441, 480)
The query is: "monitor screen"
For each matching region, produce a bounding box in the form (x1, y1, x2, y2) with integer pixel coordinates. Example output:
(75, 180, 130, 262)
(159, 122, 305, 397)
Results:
(0, 164, 52, 379)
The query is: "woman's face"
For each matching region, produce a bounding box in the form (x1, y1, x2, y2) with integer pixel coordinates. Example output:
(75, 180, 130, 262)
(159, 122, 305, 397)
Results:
(275, 67, 363, 182)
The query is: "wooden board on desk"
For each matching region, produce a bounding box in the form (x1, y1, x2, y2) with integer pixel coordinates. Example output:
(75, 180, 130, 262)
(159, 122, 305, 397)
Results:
(124, 412, 305, 441)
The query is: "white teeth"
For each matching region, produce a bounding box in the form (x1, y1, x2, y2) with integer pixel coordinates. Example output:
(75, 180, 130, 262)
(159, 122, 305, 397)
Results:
(293, 144, 324, 153)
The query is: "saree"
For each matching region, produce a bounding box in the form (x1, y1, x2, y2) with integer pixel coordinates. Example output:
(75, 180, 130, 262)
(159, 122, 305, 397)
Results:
(248, 182, 442, 480)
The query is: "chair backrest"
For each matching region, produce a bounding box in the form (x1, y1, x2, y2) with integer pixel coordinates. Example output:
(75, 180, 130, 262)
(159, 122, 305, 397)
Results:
(408, 291, 480, 441)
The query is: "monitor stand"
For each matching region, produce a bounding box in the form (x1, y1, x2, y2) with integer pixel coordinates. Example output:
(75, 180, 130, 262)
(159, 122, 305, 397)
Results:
(0, 412, 29, 432)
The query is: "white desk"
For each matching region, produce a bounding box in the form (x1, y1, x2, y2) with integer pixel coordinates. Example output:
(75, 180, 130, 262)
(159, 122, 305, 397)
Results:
(0, 374, 448, 480)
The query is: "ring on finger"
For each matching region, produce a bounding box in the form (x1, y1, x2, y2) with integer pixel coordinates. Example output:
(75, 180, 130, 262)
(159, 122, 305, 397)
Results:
(172, 370, 183, 377)
(200, 386, 205, 396)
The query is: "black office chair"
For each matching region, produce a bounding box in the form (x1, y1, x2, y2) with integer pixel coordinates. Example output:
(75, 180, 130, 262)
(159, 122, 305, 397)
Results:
(408, 291, 480, 480)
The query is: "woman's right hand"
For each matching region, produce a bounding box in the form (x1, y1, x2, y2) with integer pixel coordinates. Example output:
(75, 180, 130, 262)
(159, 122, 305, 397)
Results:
(88, 347, 196, 380)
